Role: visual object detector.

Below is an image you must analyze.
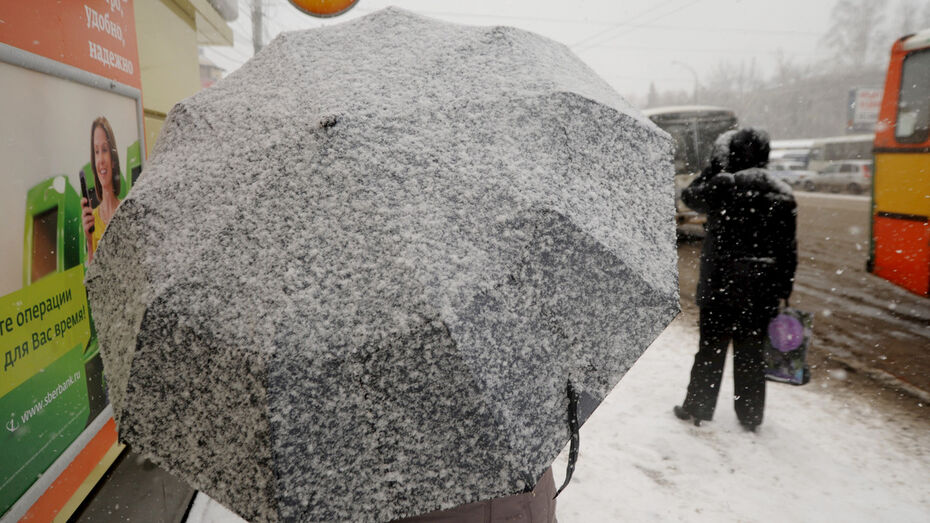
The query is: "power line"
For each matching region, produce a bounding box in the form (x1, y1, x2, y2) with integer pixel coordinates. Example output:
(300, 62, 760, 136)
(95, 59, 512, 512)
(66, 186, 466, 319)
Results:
(571, 0, 680, 50)
(210, 0, 827, 86)
(604, 74, 696, 81)
(204, 46, 250, 66)
(228, 1, 823, 49)
(403, 10, 640, 27)
(588, 44, 822, 57)
(202, 31, 253, 58)
(210, 43, 250, 59)
(617, 23, 821, 37)
(575, 0, 705, 52)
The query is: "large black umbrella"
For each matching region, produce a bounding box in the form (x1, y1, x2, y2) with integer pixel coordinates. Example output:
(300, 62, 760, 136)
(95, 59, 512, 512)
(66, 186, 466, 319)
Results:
(86, 8, 678, 522)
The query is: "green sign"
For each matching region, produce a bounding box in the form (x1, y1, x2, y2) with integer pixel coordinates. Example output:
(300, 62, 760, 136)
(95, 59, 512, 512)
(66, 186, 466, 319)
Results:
(0, 266, 92, 514)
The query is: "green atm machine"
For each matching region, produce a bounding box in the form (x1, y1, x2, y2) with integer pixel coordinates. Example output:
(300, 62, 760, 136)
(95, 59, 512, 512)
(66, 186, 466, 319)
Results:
(22, 176, 83, 284)
(23, 175, 106, 426)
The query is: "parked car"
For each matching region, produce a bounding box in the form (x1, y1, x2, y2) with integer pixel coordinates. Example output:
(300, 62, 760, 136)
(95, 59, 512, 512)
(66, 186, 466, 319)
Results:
(768, 160, 815, 187)
(801, 160, 873, 194)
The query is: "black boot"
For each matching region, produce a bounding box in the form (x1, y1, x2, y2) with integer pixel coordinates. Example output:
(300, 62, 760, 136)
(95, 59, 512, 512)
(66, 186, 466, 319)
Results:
(673, 405, 702, 426)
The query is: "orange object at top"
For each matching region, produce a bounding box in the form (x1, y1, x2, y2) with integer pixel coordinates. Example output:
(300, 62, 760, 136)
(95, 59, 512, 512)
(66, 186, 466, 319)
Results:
(0, 0, 141, 90)
(288, 0, 359, 17)
(874, 29, 930, 151)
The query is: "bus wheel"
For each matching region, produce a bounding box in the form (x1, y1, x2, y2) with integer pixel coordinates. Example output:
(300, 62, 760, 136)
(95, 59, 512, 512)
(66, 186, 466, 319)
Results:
(847, 183, 862, 195)
(803, 181, 816, 192)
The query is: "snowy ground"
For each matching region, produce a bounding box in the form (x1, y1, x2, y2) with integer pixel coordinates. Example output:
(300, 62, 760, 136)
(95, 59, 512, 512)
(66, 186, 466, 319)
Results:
(552, 313, 930, 523)
(188, 313, 930, 523)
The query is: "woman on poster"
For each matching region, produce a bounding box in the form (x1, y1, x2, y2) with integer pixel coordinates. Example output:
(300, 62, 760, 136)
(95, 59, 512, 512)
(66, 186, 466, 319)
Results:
(81, 116, 122, 263)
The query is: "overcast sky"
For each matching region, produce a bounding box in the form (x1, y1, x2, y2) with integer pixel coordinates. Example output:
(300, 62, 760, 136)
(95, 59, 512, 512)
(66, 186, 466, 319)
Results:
(204, 0, 838, 103)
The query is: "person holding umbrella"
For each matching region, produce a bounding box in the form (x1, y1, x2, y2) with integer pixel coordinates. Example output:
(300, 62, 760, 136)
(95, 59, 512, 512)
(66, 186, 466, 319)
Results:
(393, 468, 557, 522)
(674, 127, 797, 432)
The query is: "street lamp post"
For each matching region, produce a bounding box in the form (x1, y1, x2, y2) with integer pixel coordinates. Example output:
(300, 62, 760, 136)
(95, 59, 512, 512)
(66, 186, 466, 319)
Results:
(672, 61, 700, 103)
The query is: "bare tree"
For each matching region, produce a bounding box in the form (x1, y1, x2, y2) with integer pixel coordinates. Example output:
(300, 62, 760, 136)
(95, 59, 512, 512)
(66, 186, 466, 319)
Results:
(875, 0, 927, 56)
(821, 0, 886, 70)
(702, 59, 765, 99)
(921, 4, 930, 31)
(893, 0, 925, 35)
(771, 51, 813, 88)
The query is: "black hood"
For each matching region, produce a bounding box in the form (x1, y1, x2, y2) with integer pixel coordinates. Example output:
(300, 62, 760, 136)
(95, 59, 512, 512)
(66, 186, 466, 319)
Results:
(727, 127, 770, 172)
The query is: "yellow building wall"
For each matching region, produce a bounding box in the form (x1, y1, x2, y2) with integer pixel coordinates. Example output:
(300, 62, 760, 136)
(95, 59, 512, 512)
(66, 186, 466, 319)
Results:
(135, 0, 233, 157)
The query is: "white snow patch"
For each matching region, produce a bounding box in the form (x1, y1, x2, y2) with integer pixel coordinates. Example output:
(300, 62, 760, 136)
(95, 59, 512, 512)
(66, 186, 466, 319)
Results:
(552, 315, 930, 523)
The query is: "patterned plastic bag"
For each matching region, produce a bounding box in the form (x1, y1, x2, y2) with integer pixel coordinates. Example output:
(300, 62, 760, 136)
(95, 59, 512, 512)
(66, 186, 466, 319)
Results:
(764, 307, 813, 385)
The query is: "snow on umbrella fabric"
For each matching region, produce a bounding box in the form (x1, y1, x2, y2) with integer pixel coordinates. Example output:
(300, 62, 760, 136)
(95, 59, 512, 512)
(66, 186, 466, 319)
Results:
(85, 8, 678, 523)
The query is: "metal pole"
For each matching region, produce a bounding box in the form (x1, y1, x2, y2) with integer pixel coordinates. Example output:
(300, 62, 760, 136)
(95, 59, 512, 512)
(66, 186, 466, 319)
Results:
(252, 0, 263, 54)
(672, 61, 699, 103)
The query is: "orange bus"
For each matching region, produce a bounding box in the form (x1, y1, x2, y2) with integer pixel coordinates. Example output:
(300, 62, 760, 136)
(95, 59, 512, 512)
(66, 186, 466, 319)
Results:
(869, 28, 930, 297)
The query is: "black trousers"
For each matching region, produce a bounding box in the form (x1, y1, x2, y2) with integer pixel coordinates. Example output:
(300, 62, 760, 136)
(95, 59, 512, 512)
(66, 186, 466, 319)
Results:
(682, 304, 776, 426)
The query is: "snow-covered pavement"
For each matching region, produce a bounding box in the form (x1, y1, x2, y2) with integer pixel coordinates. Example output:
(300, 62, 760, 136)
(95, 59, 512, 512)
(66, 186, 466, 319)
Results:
(188, 313, 930, 523)
(554, 313, 930, 523)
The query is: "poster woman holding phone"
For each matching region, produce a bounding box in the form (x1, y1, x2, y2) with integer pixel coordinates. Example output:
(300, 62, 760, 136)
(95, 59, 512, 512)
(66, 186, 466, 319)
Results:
(81, 116, 122, 263)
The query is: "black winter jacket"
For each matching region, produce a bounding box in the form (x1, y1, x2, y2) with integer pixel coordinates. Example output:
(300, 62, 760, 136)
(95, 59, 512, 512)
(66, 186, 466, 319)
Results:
(682, 167, 798, 309)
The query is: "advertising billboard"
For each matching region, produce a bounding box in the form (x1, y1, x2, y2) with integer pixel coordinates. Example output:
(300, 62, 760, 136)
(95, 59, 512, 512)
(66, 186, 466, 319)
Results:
(847, 87, 883, 133)
(0, 1, 143, 519)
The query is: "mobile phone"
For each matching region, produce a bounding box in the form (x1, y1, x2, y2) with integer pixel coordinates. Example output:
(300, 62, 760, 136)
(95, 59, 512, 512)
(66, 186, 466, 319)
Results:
(79, 168, 98, 234)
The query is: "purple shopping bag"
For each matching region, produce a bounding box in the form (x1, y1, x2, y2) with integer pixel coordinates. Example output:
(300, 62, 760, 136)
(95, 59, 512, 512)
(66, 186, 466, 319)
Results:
(764, 307, 813, 385)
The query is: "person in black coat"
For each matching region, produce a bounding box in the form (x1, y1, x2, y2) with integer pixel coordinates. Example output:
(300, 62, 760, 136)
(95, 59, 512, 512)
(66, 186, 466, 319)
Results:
(674, 127, 798, 432)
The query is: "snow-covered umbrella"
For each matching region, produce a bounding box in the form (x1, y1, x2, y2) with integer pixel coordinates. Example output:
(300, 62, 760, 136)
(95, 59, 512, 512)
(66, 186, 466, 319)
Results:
(85, 8, 678, 522)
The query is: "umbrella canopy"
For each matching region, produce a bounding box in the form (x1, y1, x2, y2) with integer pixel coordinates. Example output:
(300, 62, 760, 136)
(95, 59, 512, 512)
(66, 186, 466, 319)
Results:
(86, 8, 678, 522)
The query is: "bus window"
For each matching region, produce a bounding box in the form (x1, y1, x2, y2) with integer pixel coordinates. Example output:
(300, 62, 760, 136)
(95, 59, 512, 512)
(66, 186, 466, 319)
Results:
(664, 121, 698, 174)
(696, 119, 737, 169)
(642, 105, 738, 227)
(643, 107, 738, 176)
(895, 49, 930, 143)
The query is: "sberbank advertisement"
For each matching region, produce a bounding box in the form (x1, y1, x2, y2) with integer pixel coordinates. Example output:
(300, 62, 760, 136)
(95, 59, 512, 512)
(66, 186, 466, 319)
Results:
(0, 266, 92, 514)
